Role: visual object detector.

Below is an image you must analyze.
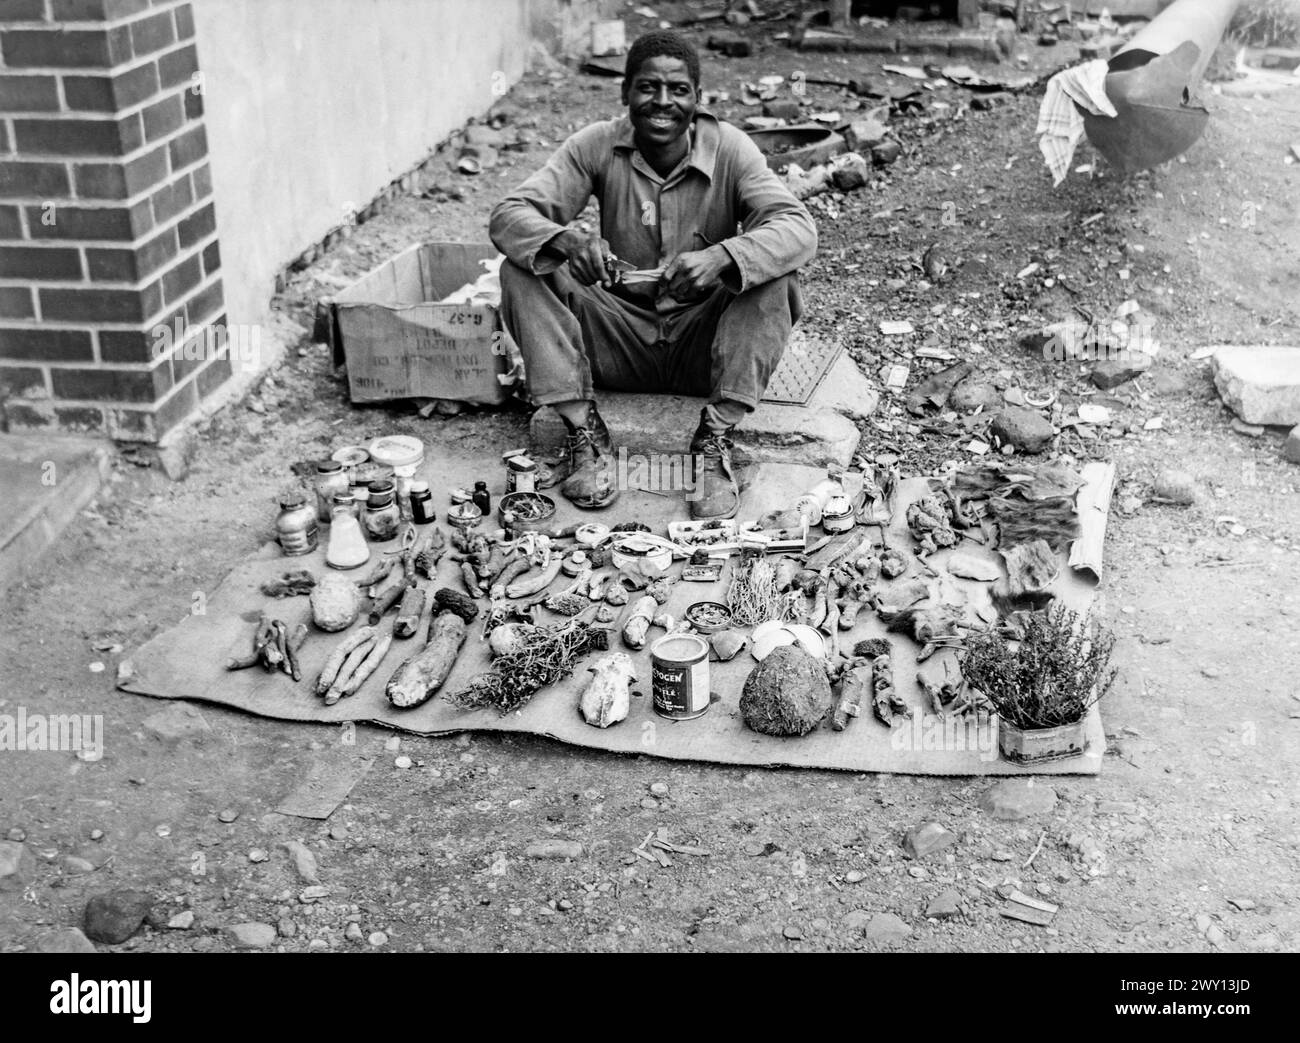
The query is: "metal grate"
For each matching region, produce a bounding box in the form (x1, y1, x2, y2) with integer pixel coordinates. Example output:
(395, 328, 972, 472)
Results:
(761, 327, 843, 405)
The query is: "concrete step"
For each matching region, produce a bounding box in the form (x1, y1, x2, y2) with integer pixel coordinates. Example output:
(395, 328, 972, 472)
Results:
(529, 351, 877, 469)
(0, 433, 112, 590)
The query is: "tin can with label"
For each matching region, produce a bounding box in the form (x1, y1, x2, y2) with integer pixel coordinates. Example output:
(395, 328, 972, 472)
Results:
(651, 633, 711, 720)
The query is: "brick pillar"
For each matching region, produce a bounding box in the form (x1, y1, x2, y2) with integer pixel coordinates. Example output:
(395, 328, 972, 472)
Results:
(0, 0, 228, 443)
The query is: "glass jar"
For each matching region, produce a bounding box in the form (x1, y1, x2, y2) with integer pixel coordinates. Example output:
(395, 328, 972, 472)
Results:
(409, 480, 435, 524)
(314, 460, 349, 524)
(363, 490, 401, 543)
(275, 490, 318, 556)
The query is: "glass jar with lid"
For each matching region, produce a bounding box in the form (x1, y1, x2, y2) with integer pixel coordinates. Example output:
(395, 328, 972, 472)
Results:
(363, 488, 401, 543)
(275, 489, 318, 556)
(314, 460, 349, 524)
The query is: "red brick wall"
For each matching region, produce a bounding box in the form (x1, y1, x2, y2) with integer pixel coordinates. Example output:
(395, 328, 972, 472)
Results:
(0, 0, 227, 443)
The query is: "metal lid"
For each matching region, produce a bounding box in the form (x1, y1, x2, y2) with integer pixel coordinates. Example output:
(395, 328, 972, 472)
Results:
(316, 459, 343, 473)
(367, 435, 424, 470)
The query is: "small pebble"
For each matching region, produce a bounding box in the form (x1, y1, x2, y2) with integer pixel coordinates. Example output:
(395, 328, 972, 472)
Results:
(846, 870, 867, 884)
(639, 797, 659, 810)
(328, 824, 348, 842)
(7, 827, 27, 842)
(557, 899, 573, 911)
(155, 824, 171, 837)
(217, 808, 240, 823)
(783, 924, 803, 940)
(89, 829, 104, 841)
(248, 849, 269, 863)
(394, 756, 412, 770)
(368, 931, 388, 946)
(649, 782, 670, 797)
(344, 922, 364, 942)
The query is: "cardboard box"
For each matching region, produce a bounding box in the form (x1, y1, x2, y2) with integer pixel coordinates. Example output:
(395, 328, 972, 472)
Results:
(325, 241, 513, 407)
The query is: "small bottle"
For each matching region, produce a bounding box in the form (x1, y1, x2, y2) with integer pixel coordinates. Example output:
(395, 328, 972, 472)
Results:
(325, 502, 370, 570)
(409, 480, 435, 524)
(363, 489, 401, 542)
(794, 472, 844, 527)
(472, 480, 491, 516)
(314, 460, 349, 524)
(275, 489, 318, 556)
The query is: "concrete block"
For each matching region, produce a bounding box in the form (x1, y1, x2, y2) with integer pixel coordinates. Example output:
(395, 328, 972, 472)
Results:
(1211, 345, 1300, 426)
(0, 433, 112, 591)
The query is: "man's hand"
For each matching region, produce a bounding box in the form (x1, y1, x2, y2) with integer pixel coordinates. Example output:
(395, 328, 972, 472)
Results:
(550, 229, 614, 288)
(662, 245, 736, 301)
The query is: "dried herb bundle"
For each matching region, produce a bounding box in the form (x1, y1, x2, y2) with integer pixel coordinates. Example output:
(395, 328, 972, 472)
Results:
(959, 604, 1115, 730)
(727, 553, 796, 626)
(447, 618, 608, 715)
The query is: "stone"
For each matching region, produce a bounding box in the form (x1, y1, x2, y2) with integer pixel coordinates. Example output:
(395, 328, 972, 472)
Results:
(1091, 353, 1152, 389)
(1284, 425, 1300, 464)
(0, 840, 35, 893)
(167, 910, 195, 930)
(830, 151, 870, 191)
(871, 140, 902, 166)
(226, 922, 277, 949)
(903, 822, 957, 859)
(649, 782, 670, 797)
(142, 703, 210, 743)
(83, 890, 153, 944)
(1205, 925, 1226, 947)
(949, 379, 1002, 413)
(762, 99, 803, 120)
(845, 117, 889, 153)
(298, 884, 331, 902)
(782, 924, 803, 940)
(63, 856, 96, 874)
(926, 888, 963, 919)
(845, 870, 866, 884)
(368, 931, 388, 946)
(278, 918, 297, 938)
(525, 839, 583, 860)
(841, 909, 872, 931)
(1212, 345, 1300, 425)
(1148, 370, 1188, 395)
(344, 922, 364, 942)
(280, 840, 320, 884)
(980, 780, 1058, 821)
(1230, 418, 1265, 437)
(32, 927, 97, 953)
(990, 406, 1055, 453)
(863, 912, 912, 944)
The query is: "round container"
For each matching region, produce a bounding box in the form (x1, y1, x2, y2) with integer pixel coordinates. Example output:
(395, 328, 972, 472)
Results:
(409, 480, 435, 524)
(352, 462, 394, 505)
(497, 491, 556, 534)
(447, 501, 482, 531)
(331, 445, 370, 482)
(685, 601, 732, 635)
(313, 460, 349, 524)
(821, 494, 855, 534)
(651, 633, 711, 721)
(275, 490, 318, 556)
(363, 490, 401, 542)
(367, 435, 424, 474)
(610, 535, 673, 577)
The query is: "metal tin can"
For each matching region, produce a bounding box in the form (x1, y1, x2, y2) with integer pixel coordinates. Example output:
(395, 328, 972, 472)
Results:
(651, 633, 711, 720)
(505, 453, 537, 494)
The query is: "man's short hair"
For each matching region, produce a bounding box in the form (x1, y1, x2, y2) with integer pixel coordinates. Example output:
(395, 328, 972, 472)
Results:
(624, 29, 701, 87)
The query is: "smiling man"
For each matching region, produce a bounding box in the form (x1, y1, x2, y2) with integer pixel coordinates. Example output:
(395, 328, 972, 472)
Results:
(489, 29, 817, 519)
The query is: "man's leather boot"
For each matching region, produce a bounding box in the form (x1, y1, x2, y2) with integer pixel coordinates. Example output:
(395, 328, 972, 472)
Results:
(688, 411, 740, 520)
(555, 406, 619, 510)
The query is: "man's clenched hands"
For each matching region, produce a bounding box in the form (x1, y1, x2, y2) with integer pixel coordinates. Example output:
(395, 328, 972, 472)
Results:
(662, 245, 736, 301)
(551, 229, 614, 288)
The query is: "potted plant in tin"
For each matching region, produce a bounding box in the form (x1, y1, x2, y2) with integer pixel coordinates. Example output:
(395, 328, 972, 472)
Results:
(959, 604, 1116, 764)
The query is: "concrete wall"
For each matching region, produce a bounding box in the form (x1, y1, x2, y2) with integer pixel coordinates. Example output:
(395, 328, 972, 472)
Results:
(190, 0, 591, 332)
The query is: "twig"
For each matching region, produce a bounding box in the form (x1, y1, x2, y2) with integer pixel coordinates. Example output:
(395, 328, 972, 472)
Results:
(1023, 830, 1047, 869)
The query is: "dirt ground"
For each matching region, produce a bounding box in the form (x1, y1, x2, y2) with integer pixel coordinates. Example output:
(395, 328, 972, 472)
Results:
(2, 25, 1299, 953)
